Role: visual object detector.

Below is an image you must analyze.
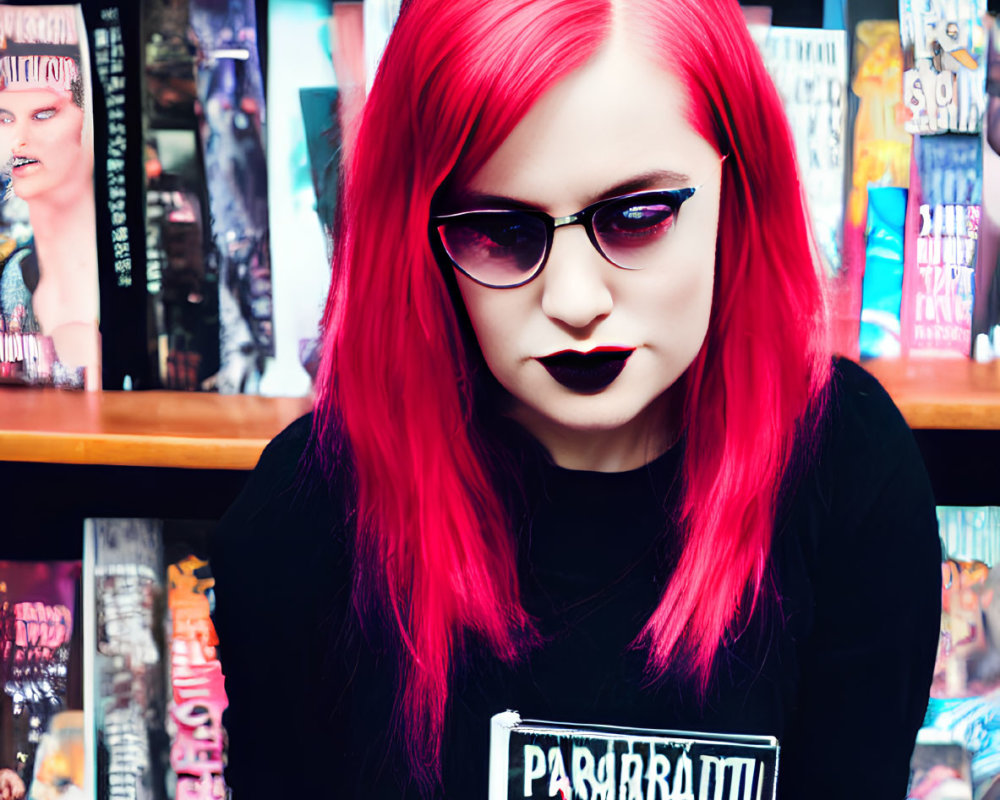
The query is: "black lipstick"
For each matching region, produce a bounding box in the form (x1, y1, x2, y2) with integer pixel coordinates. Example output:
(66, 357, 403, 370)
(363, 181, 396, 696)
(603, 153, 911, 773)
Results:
(537, 347, 634, 393)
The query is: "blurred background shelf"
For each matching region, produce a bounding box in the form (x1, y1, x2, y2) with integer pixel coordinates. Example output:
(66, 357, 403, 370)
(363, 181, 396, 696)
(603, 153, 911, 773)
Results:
(0, 358, 995, 473)
(863, 358, 1000, 430)
(0, 388, 313, 469)
(0, 361, 995, 552)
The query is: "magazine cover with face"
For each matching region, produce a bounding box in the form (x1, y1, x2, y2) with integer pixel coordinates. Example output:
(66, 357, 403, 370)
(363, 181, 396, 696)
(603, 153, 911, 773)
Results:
(0, 5, 99, 389)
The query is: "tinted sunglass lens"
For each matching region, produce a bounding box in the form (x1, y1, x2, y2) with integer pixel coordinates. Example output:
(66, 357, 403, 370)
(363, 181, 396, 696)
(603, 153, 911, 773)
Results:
(593, 194, 679, 269)
(438, 212, 546, 286)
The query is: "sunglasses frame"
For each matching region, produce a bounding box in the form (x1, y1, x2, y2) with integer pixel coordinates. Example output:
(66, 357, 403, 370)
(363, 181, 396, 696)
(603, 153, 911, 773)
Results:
(430, 186, 699, 289)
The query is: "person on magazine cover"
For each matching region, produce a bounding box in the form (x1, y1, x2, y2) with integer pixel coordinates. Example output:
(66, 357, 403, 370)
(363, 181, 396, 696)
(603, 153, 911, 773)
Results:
(210, 0, 942, 797)
(0, 21, 98, 389)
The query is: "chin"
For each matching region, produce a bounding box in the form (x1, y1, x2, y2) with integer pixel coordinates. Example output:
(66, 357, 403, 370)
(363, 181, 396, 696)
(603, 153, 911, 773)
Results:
(519, 393, 659, 434)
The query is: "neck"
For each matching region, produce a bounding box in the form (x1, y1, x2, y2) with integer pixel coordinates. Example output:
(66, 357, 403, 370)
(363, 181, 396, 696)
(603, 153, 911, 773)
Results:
(509, 386, 680, 473)
(29, 186, 99, 335)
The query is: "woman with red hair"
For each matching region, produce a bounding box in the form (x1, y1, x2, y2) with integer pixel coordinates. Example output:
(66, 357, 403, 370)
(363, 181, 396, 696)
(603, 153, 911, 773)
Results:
(211, 0, 941, 796)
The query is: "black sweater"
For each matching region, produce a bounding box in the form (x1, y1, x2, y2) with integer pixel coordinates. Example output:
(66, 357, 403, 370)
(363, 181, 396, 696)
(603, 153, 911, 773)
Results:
(209, 358, 942, 798)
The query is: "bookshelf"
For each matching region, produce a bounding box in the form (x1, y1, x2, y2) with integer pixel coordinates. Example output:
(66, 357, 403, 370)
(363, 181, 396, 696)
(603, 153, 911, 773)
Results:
(0, 360, 993, 535)
(0, 388, 313, 470)
(863, 358, 1000, 429)
(0, 358, 995, 475)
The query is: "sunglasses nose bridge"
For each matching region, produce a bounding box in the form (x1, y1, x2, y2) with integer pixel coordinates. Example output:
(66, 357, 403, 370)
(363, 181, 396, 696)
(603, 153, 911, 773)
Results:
(548, 207, 616, 272)
(552, 210, 587, 231)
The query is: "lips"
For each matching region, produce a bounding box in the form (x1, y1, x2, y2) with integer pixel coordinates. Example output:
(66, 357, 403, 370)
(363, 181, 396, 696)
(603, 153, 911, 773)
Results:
(537, 346, 634, 393)
(10, 155, 38, 173)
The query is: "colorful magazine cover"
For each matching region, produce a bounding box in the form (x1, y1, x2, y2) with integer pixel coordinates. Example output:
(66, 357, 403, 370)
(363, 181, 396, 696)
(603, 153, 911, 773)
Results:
(757, 26, 848, 279)
(163, 522, 227, 800)
(0, 560, 83, 800)
(899, 0, 988, 136)
(900, 134, 981, 357)
(85, 518, 228, 800)
(838, 20, 912, 359)
(142, 0, 219, 391)
(920, 507, 1000, 799)
(88, 518, 169, 800)
(84, 1, 152, 392)
(860, 185, 908, 357)
(907, 730, 973, 799)
(0, 5, 99, 389)
(189, 0, 273, 395)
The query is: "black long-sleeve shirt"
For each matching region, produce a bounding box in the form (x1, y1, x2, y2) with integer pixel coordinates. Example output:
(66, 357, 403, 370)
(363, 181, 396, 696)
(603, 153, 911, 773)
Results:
(210, 358, 942, 797)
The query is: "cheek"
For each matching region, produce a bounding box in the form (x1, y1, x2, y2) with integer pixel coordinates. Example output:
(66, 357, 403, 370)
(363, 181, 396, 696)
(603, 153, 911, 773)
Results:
(633, 250, 715, 336)
(456, 281, 530, 369)
(49, 120, 80, 148)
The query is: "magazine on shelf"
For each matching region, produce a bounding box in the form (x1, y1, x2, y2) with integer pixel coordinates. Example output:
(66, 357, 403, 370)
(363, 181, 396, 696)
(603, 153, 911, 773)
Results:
(859, 185, 908, 358)
(756, 26, 848, 279)
(189, 0, 274, 395)
(363, 0, 402, 94)
(264, 0, 342, 396)
(837, 19, 911, 359)
(489, 712, 779, 800)
(899, 0, 987, 136)
(82, 0, 153, 391)
(84, 517, 229, 800)
(907, 729, 973, 799)
(141, 0, 220, 391)
(916, 506, 1000, 799)
(900, 133, 981, 357)
(0, 559, 83, 800)
(0, 5, 99, 389)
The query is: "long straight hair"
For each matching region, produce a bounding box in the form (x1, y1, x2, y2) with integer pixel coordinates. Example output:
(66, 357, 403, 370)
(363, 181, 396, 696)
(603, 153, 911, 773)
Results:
(313, 0, 830, 786)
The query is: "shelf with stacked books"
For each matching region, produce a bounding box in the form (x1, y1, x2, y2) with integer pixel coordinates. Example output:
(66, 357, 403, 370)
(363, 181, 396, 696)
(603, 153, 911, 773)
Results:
(0, 389, 312, 470)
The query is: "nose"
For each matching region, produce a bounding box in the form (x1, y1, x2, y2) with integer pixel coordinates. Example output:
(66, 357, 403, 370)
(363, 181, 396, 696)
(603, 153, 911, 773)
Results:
(539, 225, 614, 329)
(8, 123, 26, 152)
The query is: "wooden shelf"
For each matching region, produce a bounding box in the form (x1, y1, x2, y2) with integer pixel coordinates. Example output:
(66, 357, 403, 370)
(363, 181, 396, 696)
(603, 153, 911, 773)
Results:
(0, 388, 313, 469)
(863, 358, 1000, 430)
(0, 358, 995, 471)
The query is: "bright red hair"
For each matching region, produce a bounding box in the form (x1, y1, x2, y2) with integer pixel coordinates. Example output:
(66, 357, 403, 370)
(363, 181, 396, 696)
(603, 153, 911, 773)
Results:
(313, 0, 830, 786)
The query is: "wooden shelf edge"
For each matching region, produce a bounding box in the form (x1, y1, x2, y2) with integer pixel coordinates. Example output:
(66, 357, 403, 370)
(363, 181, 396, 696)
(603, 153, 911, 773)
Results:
(862, 358, 1000, 431)
(0, 389, 313, 469)
(0, 358, 998, 471)
(0, 431, 275, 470)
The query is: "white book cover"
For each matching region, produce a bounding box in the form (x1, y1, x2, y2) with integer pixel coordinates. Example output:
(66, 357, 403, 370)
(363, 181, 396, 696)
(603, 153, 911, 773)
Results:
(489, 711, 779, 800)
(756, 26, 849, 278)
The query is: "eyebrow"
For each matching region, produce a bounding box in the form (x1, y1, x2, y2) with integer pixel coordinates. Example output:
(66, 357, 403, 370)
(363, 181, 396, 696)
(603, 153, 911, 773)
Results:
(449, 169, 693, 212)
